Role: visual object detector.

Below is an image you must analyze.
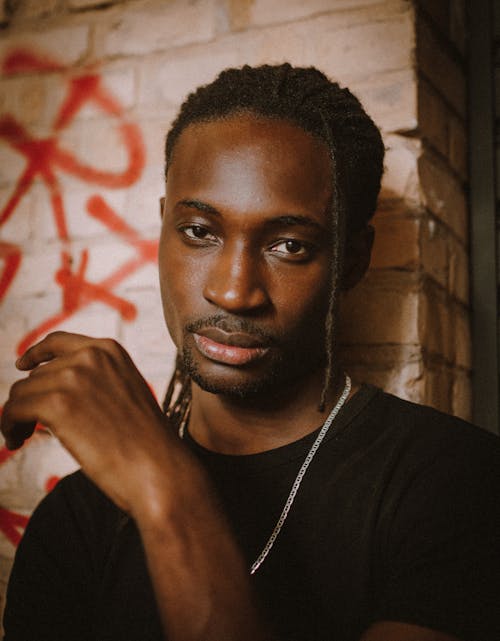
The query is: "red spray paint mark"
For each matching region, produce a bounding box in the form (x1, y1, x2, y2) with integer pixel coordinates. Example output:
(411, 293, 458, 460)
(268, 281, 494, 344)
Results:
(0, 116, 145, 241)
(0, 48, 156, 546)
(55, 250, 137, 320)
(17, 197, 158, 355)
(0, 508, 29, 546)
(45, 476, 60, 493)
(2, 48, 64, 75)
(0, 48, 145, 251)
(0, 241, 22, 302)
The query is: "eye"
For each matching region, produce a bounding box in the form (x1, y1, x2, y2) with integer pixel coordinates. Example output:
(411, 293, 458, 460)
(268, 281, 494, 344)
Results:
(270, 239, 312, 260)
(179, 225, 217, 243)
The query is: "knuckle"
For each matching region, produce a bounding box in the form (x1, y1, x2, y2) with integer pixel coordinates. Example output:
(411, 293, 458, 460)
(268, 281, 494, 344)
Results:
(9, 379, 23, 400)
(47, 330, 65, 343)
(48, 390, 71, 417)
(79, 345, 102, 366)
(60, 365, 82, 387)
(101, 337, 123, 357)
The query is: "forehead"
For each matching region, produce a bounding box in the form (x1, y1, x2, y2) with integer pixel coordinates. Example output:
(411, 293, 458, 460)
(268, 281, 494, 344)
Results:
(166, 113, 333, 218)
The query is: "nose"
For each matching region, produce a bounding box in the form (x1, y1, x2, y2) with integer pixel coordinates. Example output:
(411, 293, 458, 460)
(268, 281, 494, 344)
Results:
(203, 241, 270, 313)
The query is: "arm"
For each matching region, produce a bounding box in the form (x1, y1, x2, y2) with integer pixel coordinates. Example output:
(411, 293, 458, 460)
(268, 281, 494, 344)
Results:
(1, 332, 272, 641)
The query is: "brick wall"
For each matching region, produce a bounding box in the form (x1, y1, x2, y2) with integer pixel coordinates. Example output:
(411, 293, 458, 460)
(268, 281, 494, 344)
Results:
(0, 0, 470, 618)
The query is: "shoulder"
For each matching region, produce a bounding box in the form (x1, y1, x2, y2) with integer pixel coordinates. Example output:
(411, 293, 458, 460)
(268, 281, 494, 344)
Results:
(359, 386, 500, 464)
(343, 386, 500, 519)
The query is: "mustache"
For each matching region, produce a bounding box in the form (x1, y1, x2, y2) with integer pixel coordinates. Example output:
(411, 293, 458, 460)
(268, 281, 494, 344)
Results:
(185, 314, 280, 345)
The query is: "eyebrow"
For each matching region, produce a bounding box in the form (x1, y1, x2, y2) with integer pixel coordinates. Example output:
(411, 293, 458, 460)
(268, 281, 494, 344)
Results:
(177, 199, 220, 216)
(176, 199, 325, 231)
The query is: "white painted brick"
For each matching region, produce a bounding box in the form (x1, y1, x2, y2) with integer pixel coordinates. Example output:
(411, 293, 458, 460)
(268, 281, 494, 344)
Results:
(138, 42, 247, 108)
(0, 24, 89, 68)
(250, 8, 414, 81)
(0, 75, 18, 116)
(67, 64, 137, 124)
(41, 74, 68, 129)
(0, 74, 52, 127)
(69, 238, 135, 281)
(68, 0, 115, 7)
(0, 432, 77, 509)
(139, 7, 413, 110)
(6, 0, 59, 20)
(121, 171, 164, 233)
(27, 183, 58, 244)
(225, 0, 388, 30)
(0, 186, 32, 243)
(353, 68, 417, 133)
(134, 118, 170, 171)
(48, 177, 129, 241)
(52, 302, 121, 337)
(7, 247, 58, 298)
(0, 144, 27, 186)
(65, 118, 145, 178)
(101, 0, 217, 58)
(115, 258, 159, 291)
(118, 287, 175, 382)
(0, 310, 29, 360)
(381, 134, 421, 203)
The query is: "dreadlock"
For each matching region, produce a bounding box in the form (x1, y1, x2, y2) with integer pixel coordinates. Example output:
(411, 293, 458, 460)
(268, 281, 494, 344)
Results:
(162, 64, 384, 429)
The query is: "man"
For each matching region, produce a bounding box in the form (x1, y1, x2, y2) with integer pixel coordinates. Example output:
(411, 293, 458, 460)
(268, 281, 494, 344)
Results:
(2, 64, 500, 641)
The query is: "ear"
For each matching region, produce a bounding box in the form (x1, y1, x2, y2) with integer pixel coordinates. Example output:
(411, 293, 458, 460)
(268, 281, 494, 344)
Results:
(342, 225, 374, 290)
(159, 196, 166, 220)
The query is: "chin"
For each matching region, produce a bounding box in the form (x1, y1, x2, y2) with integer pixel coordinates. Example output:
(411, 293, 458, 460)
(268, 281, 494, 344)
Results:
(181, 343, 321, 402)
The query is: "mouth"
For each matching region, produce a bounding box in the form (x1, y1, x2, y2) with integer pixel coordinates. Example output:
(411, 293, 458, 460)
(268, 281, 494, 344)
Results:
(193, 328, 271, 366)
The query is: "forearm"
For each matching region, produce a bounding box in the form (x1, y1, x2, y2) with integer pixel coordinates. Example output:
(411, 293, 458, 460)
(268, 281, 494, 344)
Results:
(136, 460, 272, 641)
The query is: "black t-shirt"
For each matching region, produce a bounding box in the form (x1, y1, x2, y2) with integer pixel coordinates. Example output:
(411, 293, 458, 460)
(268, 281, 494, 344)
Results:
(4, 386, 500, 641)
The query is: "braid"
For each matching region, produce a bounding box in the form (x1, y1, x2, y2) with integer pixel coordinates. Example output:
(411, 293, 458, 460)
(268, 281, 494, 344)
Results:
(162, 64, 384, 419)
(162, 353, 191, 435)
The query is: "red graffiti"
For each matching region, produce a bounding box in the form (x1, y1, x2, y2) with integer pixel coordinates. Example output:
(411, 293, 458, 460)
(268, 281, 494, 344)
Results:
(45, 476, 61, 493)
(17, 196, 158, 354)
(3, 48, 64, 74)
(0, 508, 29, 546)
(0, 47, 158, 548)
(0, 241, 21, 302)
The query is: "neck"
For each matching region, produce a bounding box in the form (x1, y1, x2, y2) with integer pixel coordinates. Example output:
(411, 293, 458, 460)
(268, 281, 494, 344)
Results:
(187, 367, 356, 455)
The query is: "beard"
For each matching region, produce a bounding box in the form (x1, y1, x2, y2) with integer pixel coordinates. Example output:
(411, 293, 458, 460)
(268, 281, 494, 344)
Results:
(180, 314, 327, 401)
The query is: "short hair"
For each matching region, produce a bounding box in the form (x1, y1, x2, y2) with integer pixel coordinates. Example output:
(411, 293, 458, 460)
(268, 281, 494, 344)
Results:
(163, 64, 384, 425)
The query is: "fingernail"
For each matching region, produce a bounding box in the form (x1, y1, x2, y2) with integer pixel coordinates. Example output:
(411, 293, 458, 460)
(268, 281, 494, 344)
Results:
(15, 357, 23, 368)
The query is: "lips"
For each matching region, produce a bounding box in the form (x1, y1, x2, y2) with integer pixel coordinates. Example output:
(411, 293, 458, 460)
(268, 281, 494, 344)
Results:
(193, 328, 270, 366)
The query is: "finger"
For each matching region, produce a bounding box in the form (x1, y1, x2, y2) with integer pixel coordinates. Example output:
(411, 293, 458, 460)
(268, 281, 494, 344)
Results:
(16, 331, 95, 370)
(27, 352, 76, 378)
(1, 397, 41, 450)
(2, 420, 37, 450)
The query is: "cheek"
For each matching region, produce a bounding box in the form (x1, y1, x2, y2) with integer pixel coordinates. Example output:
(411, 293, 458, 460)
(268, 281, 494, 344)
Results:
(270, 264, 332, 333)
(158, 236, 206, 344)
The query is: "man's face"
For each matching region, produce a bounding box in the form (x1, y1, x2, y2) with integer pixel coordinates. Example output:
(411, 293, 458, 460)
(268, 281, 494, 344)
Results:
(159, 113, 335, 400)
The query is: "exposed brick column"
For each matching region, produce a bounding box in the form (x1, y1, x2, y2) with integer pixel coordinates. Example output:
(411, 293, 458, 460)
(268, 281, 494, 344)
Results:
(341, 0, 471, 420)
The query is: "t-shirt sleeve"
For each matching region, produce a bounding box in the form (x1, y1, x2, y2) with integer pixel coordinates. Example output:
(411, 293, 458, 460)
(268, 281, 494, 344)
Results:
(3, 470, 120, 641)
(372, 423, 500, 641)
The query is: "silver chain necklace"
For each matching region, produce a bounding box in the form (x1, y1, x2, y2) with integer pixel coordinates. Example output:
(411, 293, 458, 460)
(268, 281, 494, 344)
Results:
(250, 374, 351, 574)
(178, 374, 352, 575)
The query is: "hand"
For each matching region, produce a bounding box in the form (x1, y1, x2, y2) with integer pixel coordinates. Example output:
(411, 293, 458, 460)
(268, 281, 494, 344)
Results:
(1, 331, 181, 517)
